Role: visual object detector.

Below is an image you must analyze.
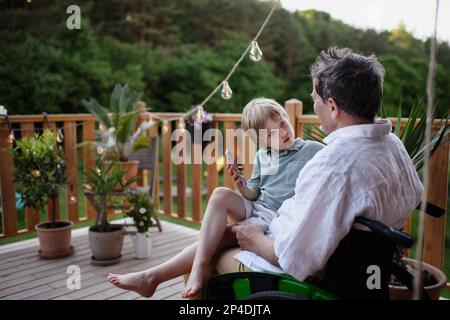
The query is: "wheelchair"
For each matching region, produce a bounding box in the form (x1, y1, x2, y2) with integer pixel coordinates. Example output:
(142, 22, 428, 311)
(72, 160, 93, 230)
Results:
(203, 202, 445, 300)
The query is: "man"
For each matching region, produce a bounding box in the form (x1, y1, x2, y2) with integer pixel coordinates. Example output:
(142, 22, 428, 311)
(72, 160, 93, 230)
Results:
(231, 47, 424, 296)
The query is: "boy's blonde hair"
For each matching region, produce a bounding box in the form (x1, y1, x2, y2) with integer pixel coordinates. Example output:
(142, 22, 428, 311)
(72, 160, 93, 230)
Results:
(241, 98, 289, 132)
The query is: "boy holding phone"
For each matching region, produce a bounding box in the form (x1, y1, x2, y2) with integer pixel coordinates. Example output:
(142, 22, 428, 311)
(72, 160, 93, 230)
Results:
(108, 98, 324, 299)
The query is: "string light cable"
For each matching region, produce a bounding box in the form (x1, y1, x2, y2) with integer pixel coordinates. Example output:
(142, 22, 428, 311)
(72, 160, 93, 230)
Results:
(1, 0, 280, 137)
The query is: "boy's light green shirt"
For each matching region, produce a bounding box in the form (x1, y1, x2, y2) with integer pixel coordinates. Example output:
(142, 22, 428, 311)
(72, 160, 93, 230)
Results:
(247, 138, 324, 212)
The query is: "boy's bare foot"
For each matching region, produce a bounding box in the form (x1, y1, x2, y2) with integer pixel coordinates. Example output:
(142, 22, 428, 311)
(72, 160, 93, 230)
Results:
(181, 267, 207, 298)
(107, 271, 158, 298)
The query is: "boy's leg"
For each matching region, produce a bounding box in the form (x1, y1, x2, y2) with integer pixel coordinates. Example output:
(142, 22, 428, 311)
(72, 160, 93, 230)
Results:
(182, 187, 247, 298)
(107, 227, 238, 298)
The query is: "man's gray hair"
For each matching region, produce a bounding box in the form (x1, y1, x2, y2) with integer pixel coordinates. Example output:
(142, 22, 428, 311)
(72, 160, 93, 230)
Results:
(311, 47, 385, 121)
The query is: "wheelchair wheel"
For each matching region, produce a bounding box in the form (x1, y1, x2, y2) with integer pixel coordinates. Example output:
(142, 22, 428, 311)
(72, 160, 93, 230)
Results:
(246, 290, 308, 300)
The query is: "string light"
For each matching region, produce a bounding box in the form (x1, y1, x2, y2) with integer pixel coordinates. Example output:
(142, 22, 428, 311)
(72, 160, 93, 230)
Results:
(155, 0, 279, 124)
(178, 118, 186, 132)
(4, 114, 14, 144)
(196, 106, 205, 123)
(42, 112, 51, 128)
(96, 146, 105, 155)
(7, 132, 15, 144)
(221, 81, 233, 100)
(69, 196, 77, 204)
(1, 1, 280, 138)
(249, 41, 263, 62)
(32, 170, 41, 177)
(162, 120, 169, 133)
(57, 128, 64, 143)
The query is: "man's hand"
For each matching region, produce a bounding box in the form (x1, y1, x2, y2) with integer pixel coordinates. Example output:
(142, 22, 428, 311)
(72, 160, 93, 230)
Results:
(230, 224, 265, 254)
(231, 224, 280, 267)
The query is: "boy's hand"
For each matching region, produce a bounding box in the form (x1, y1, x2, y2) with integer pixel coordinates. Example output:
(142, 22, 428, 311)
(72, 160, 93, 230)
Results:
(226, 164, 246, 188)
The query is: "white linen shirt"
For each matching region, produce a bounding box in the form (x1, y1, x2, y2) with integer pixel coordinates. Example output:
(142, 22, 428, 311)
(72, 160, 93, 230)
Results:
(234, 119, 423, 280)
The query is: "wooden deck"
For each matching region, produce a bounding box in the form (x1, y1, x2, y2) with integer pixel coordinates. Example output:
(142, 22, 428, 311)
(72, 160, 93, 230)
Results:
(0, 221, 199, 300)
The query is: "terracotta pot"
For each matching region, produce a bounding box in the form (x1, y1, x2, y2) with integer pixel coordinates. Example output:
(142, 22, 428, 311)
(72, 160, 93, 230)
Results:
(35, 221, 74, 259)
(389, 257, 447, 300)
(114, 160, 139, 190)
(88, 224, 124, 265)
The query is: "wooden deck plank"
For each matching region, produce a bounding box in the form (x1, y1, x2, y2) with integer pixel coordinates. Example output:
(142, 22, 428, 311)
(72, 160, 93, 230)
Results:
(0, 224, 195, 282)
(0, 232, 197, 292)
(1, 233, 197, 297)
(0, 221, 198, 300)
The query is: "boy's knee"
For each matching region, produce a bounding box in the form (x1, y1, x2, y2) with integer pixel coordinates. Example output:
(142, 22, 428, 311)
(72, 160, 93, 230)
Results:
(211, 187, 233, 204)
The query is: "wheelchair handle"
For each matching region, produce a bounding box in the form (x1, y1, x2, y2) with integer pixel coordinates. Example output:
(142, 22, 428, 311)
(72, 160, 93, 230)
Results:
(354, 217, 414, 248)
(416, 201, 445, 218)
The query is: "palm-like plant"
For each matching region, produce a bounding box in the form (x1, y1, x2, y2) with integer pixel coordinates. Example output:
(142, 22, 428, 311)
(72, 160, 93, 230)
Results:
(84, 160, 138, 232)
(304, 103, 449, 170)
(82, 84, 152, 161)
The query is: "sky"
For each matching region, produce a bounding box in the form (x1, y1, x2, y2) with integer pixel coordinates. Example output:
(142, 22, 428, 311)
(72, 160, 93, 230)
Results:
(280, 0, 450, 43)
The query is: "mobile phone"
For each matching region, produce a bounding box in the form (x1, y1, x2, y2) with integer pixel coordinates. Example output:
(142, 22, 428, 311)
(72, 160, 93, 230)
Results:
(225, 149, 247, 186)
(225, 149, 235, 166)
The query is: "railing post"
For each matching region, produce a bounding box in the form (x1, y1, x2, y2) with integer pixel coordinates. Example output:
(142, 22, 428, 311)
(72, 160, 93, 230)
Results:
(223, 121, 236, 189)
(82, 119, 96, 221)
(149, 116, 160, 211)
(162, 120, 173, 215)
(176, 119, 187, 219)
(206, 121, 219, 199)
(64, 121, 79, 223)
(284, 99, 303, 138)
(423, 139, 449, 269)
(0, 122, 18, 236)
(136, 103, 147, 187)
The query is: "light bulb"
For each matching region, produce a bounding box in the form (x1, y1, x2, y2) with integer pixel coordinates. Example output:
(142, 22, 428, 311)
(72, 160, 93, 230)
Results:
(249, 41, 263, 62)
(7, 132, 15, 144)
(56, 128, 64, 143)
(32, 170, 41, 177)
(178, 118, 186, 132)
(97, 146, 105, 155)
(69, 196, 77, 204)
(196, 106, 205, 123)
(221, 81, 232, 100)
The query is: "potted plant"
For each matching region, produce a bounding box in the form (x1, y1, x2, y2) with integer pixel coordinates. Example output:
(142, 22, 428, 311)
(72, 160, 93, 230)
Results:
(82, 84, 153, 189)
(125, 192, 156, 259)
(83, 159, 137, 265)
(304, 102, 449, 299)
(8, 129, 73, 259)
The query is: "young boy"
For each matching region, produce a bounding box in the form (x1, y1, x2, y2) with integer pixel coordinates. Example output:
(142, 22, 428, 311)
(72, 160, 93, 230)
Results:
(107, 98, 324, 298)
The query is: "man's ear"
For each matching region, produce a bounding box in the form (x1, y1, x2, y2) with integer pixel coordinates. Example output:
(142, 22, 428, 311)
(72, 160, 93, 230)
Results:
(327, 98, 340, 119)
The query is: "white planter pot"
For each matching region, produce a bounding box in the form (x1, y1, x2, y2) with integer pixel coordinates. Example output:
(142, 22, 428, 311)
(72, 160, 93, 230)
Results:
(133, 232, 152, 259)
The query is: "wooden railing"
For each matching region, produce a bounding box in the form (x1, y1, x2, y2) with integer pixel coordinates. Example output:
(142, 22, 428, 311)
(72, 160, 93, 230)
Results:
(0, 100, 448, 276)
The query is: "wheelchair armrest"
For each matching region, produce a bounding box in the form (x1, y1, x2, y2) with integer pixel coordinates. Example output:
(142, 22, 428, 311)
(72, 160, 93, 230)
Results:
(354, 217, 414, 248)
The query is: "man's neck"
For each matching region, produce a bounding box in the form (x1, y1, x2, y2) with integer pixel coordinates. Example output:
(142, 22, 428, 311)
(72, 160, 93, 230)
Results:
(336, 115, 373, 130)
